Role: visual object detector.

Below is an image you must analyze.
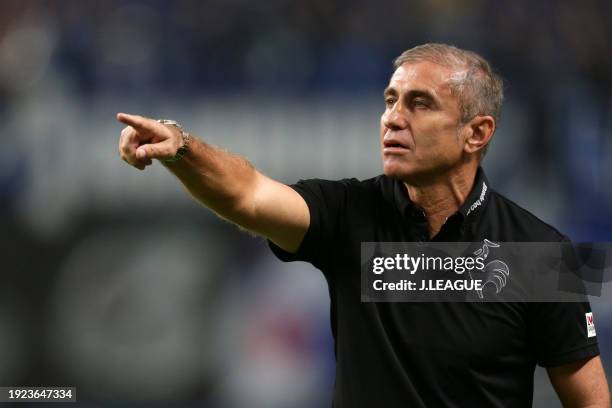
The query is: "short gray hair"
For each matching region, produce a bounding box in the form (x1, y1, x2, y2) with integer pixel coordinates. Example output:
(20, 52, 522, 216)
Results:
(393, 43, 504, 125)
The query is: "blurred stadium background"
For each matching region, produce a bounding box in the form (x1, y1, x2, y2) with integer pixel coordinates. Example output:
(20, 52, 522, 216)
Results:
(0, 0, 611, 406)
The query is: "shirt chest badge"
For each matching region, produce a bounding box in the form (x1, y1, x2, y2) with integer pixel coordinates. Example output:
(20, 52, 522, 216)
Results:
(585, 312, 596, 338)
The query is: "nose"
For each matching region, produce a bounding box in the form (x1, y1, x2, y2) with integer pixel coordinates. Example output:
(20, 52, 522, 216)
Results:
(382, 103, 408, 130)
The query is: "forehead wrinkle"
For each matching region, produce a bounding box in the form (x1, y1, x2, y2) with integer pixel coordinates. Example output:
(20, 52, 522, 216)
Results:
(387, 75, 439, 102)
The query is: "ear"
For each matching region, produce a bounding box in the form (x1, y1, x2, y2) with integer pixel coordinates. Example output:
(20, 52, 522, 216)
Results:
(463, 115, 495, 155)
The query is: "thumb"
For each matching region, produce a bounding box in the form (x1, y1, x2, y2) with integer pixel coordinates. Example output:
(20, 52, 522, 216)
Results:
(136, 140, 175, 160)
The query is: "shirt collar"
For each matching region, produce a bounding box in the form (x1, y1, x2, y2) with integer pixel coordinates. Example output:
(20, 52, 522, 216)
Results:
(458, 166, 490, 219)
(392, 166, 491, 221)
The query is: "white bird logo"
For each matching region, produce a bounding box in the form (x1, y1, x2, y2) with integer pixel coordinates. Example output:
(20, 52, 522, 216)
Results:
(471, 239, 510, 299)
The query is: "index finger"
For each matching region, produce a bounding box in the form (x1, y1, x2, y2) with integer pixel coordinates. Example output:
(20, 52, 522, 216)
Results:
(116, 112, 156, 131)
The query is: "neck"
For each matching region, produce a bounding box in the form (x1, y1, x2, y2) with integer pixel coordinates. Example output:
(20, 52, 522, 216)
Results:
(404, 165, 478, 238)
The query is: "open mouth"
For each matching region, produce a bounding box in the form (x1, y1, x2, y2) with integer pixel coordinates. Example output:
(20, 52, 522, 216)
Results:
(383, 139, 409, 151)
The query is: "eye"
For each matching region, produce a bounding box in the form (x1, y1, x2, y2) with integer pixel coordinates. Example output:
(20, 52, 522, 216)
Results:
(384, 97, 396, 107)
(412, 98, 430, 109)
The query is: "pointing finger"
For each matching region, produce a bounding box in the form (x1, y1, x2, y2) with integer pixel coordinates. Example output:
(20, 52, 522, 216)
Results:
(116, 112, 156, 132)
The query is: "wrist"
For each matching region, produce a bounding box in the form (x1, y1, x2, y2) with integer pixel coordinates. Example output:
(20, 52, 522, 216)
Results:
(157, 119, 192, 163)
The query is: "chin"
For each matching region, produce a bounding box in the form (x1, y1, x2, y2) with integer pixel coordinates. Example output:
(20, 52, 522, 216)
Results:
(383, 162, 415, 180)
(383, 160, 439, 184)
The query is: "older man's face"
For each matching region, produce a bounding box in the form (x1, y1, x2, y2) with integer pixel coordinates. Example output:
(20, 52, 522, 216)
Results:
(380, 61, 466, 182)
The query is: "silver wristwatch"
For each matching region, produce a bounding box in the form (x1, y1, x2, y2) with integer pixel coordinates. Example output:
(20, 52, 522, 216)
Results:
(157, 119, 191, 163)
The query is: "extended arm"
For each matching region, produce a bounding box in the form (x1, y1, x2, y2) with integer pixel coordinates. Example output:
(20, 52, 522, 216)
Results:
(548, 356, 610, 408)
(117, 113, 309, 253)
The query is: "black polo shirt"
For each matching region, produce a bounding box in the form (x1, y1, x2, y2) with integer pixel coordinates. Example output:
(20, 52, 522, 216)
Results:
(269, 168, 599, 407)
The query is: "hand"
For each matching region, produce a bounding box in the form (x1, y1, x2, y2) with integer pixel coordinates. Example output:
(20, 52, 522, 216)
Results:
(117, 112, 183, 170)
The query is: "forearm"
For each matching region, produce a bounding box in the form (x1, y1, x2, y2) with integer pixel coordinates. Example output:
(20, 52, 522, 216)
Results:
(163, 136, 259, 223)
(549, 356, 610, 408)
(117, 112, 309, 251)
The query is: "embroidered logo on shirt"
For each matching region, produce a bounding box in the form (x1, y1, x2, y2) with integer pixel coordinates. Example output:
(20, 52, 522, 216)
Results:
(585, 312, 596, 338)
(466, 182, 488, 216)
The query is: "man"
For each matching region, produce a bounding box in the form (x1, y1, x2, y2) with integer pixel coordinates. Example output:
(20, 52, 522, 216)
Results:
(117, 44, 609, 407)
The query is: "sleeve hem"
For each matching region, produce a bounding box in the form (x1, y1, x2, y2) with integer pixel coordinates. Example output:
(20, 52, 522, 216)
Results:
(538, 342, 600, 368)
(267, 183, 321, 265)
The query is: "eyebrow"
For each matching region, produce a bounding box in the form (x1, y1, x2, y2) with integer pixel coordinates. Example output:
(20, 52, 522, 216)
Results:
(383, 87, 396, 98)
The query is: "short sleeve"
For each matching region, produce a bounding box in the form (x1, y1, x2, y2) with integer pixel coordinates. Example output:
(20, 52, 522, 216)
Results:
(528, 301, 600, 367)
(268, 178, 356, 271)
